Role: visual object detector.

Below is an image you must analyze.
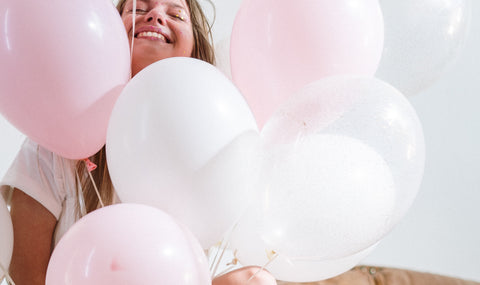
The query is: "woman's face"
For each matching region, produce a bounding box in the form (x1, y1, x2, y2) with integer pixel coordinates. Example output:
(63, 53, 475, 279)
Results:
(121, 0, 194, 76)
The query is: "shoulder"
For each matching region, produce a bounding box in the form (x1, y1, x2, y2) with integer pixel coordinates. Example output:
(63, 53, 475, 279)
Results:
(1, 138, 79, 219)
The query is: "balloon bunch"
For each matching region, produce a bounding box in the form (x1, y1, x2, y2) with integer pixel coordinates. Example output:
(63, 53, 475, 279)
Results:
(0, 0, 472, 283)
(215, 0, 469, 282)
(0, 1, 215, 284)
(47, 57, 260, 285)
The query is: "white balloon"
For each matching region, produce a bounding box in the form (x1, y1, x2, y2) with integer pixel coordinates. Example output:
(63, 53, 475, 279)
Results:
(0, 195, 13, 279)
(376, 0, 472, 95)
(107, 58, 258, 248)
(230, 134, 393, 282)
(263, 134, 393, 258)
(262, 76, 425, 225)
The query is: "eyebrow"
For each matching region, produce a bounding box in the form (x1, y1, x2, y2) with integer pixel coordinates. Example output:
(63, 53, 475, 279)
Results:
(165, 1, 188, 12)
(136, 0, 187, 10)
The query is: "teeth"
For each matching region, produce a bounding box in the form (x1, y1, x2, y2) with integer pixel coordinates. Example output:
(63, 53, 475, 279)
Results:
(137, 31, 166, 41)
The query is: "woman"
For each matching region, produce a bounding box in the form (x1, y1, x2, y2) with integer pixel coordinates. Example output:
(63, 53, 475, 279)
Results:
(1, 0, 277, 284)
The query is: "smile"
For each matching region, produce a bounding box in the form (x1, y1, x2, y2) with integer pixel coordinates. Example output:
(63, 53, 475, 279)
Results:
(136, 31, 168, 42)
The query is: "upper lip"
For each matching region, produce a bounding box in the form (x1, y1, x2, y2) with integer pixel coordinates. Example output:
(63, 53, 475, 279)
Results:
(134, 26, 171, 43)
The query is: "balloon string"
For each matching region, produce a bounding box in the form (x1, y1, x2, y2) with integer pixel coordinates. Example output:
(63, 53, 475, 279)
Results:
(130, 0, 136, 66)
(210, 223, 238, 278)
(84, 160, 104, 208)
(0, 263, 16, 285)
(215, 249, 240, 277)
(209, 241, 223, 272)
(210, 237, 230, 278)
(209, 226, 231, 272)
(245, 252, 278, 285)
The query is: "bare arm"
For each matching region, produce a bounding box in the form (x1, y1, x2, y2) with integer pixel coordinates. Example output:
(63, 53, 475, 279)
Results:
(9, 188, 57, 285)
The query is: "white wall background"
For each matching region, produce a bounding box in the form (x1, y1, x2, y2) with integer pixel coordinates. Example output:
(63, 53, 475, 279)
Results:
(363, 1, 480, 280)
(1, 0, 479, 283)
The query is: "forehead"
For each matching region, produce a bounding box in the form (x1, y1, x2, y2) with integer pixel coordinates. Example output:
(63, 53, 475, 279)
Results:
(125, 0, 189, 9)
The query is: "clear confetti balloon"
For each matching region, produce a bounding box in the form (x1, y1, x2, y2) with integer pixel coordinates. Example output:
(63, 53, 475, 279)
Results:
(376, 0, 472, 95)
(230, 134, 393, 282)
(262, 76, 425, 225)
(235, 133, 395, 260)
(230, 76, 425, 282)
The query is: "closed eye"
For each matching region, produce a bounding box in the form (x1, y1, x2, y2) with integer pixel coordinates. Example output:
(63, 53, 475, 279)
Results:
(172, 13, 185, 21)
(126, 8, 147, 14)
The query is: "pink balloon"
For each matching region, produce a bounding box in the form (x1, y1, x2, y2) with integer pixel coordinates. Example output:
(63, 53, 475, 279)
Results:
(46, 204, 211, 285)
(230, 0, 384, 128)
(0, 0, 130, 159)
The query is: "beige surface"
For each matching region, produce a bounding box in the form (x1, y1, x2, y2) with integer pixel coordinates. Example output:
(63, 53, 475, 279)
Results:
(277, 266, 480, 285)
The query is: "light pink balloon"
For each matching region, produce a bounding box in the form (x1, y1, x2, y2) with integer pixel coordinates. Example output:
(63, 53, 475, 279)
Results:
(0, 0, 130, 159)
(46, 204, 211, 285)
(230, 0, 384, 128)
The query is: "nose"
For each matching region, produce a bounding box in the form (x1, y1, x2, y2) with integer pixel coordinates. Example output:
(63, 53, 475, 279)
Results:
(145, 8, 167, 25)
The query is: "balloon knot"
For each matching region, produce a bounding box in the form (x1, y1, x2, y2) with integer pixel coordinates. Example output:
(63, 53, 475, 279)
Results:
(84, 158, 97, 172)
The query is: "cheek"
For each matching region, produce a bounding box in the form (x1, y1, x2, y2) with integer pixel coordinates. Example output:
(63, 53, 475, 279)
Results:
(121, 16, 133, 35)
(177, 29, 194, 49)
(184, 29, 195, 50)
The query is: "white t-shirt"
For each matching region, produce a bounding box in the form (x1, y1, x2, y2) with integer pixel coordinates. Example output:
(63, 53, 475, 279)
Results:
(1, 139, 99, 245)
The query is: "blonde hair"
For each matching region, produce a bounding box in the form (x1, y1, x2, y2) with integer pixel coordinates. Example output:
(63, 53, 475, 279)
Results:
(76, 0, 216, 214)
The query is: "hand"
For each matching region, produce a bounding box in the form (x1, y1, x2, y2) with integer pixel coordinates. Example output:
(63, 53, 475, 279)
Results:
(212, 266, 277, 285)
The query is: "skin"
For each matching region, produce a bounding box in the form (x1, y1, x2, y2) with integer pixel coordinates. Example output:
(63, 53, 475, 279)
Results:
(121, 0, 195, 76)
(213, 266, 277, 285)
(9, 189, 56, 284)
(8, 0, 277, 284)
